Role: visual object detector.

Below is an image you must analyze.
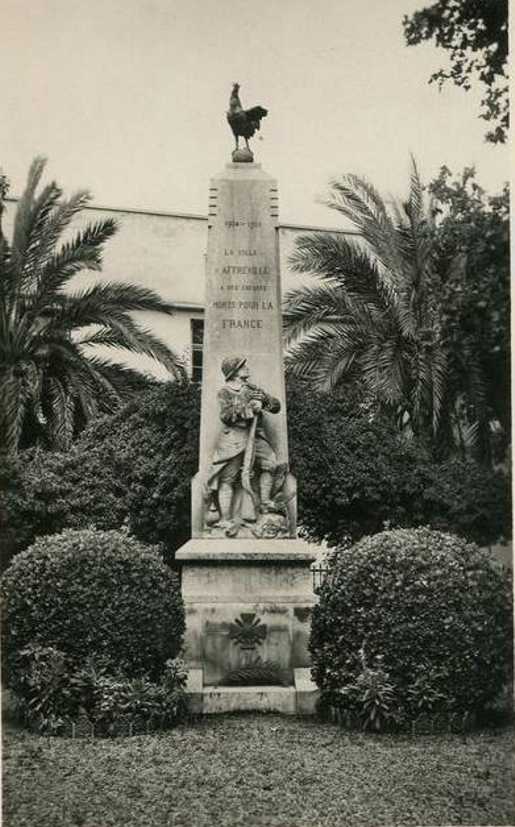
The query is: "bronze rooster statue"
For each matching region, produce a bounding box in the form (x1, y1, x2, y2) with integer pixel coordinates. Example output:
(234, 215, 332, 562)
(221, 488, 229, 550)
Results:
(227, 83, 268, 159)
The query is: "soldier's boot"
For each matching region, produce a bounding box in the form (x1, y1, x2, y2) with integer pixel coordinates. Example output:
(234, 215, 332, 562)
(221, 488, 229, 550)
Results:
(259, 471, 274, 513)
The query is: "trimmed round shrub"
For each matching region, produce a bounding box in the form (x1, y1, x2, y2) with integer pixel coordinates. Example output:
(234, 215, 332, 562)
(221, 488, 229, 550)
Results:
(311, 528, 512, 720)
(1, 528, 185, 688)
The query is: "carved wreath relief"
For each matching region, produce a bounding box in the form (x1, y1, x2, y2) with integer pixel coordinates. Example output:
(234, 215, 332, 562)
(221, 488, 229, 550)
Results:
(203, 356, 290, 538)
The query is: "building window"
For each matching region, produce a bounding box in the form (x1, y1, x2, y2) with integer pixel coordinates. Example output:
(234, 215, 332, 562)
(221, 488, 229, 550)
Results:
(191, 318, 204, 383)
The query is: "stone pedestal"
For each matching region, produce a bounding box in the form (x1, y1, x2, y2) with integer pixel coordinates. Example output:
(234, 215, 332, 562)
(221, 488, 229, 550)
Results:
(177, 540, 319, 714)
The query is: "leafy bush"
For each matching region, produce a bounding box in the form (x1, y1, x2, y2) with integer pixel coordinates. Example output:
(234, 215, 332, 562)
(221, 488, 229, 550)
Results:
(1, 528, 185, 687)
(2, 379, 509, 573)
(287, 379, 510, 547)
(11, 645, 188, 735)
(311, 528, 512, 724)
(420, 458, 510, 543)
(1, 380, 200, 569)
(88, 658, 188, 735)
(1, 446, 129, 570)
(429, 167, 510, 441)
(12, 644, 71, 734)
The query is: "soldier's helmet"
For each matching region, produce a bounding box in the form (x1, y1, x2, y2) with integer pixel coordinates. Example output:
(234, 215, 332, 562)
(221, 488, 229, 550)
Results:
(221, 356, 247, 380)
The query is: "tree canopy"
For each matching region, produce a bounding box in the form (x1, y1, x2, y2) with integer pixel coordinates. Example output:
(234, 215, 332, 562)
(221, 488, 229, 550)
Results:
(0, 158, 184, 455)
(429, 165, 510, 454)
(2, 378, 509, 572)
(403, 0, 509, 143)
(284, 162, 454, 454)
(283, 160, 508, 465)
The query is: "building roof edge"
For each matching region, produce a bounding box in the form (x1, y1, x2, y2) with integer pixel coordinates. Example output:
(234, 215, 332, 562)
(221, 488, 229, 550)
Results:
(4, 196, 357, 234)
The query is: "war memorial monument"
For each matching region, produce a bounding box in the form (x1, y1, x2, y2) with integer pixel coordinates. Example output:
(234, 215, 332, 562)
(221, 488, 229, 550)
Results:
(177, 85, 319, 714)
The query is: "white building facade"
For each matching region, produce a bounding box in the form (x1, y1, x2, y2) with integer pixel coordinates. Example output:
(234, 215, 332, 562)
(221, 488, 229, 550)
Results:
(4, 198, 352, 381)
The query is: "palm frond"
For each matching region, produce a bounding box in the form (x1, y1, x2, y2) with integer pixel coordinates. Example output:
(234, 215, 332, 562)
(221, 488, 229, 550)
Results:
(289, 233, 373, 281)
(31, 190, 92, 275)
(82, 355, 159, 402)
(287, 233, 395, 327)
(391, 200, 407, 232)
(29, 219, 118, 315)
(75, 324, 183, 373)
(389, 294, 417, 340)
(290, 232, 393, 303)
(64, 370, 100, 421)
(46, 377, 75, 450)
(31, 336, 123, 413)
(77, 314, 185, 378)
(459, 339, 487, 413)
(364, 339, 407, 406)
(15, 181, 63, 288)
(327, 175, 405, 278)
(0, 369, 29, 454)
(52, 281, 175, 328)
(74, 328, 132, 348)
(285, 319, 370, 392)
(328, 175, 391, 232)
(313, 335, 367, 393)
(430, 347, 448, 434)
(65, 349, 123, 403)
(283, 282, 352, 342)
(10, 157, 47, 267)
(406, 156, 424, 227)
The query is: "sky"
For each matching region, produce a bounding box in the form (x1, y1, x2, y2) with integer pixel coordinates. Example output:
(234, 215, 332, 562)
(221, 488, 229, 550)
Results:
(2, 0, 509, 227)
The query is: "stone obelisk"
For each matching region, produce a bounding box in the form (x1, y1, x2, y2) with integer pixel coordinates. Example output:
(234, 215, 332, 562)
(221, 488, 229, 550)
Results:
(176, 86, 318, 715)
(191, 161, 297, 540)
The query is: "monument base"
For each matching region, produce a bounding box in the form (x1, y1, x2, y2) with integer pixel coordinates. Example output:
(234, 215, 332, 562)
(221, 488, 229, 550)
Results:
(185, 667, 319, 715)
(176, 539, 320, 714)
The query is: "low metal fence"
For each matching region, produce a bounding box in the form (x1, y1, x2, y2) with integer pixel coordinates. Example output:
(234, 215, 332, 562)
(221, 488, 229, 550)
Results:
(325, 705, 477, 734)
(312, 564, 330, 591)
(15, 710, 191, 739)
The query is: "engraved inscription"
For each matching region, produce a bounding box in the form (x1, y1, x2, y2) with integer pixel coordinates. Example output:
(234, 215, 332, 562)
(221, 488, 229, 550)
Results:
(214, 230, 274, 331)
(225, 220, 262, 229)
(222, 319, 263, 329)
(224, 248, 257, 256)
(221, 284, 268, 292)
(221, 265, 269, 275)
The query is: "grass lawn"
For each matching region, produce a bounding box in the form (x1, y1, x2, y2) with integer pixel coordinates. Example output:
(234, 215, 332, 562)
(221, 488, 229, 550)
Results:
(3, 713, 513, 827)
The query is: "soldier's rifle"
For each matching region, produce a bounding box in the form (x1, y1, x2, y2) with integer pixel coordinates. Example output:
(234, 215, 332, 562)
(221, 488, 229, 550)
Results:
(241, 411, 259, 512)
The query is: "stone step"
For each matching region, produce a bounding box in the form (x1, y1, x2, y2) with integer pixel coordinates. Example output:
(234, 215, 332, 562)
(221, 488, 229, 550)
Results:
(203, 685, 296, 714)
(185, 667, 319, 716)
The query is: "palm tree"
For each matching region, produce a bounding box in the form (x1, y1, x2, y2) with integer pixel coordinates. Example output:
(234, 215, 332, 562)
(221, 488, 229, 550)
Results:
(283, 161, 474, 454)
(0, 158, 184, 454)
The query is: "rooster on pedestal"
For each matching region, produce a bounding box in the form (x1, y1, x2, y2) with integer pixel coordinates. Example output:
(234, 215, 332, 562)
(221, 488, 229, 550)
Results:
(227, 83, 268, 161)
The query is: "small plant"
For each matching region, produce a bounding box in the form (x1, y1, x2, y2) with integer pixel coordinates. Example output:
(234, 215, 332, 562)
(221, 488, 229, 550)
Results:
(10, 646, 188, 735)
(335, 650, 403, 732)
(405, 665, 450, 714)
(14, 644, 71, 733)
(93, 662, 188, 734)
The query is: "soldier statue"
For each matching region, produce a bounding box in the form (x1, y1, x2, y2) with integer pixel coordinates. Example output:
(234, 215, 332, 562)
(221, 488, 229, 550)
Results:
(205, 356, 281, 532)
